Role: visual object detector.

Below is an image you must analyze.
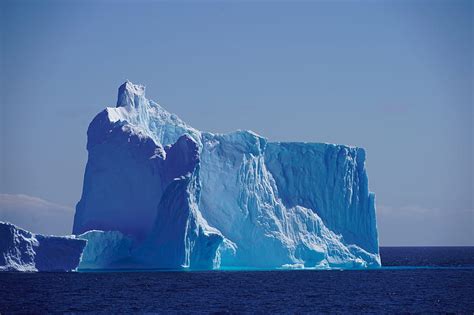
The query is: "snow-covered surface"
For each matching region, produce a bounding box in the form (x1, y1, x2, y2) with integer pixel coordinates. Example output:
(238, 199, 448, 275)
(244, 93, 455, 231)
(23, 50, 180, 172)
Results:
(0, 221, 86, 272)
(73, 81, 380, 270)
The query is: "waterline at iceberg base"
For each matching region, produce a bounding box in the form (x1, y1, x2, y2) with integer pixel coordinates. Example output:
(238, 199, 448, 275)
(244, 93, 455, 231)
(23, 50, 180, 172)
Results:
(73, 81, 380, 271)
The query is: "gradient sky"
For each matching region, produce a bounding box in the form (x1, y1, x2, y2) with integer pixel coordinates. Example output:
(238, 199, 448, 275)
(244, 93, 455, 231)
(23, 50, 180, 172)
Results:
(1, 0, 472, 245)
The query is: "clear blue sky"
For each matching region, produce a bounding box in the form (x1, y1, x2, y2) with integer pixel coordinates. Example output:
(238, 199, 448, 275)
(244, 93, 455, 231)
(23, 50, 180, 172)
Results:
(1, 0, 472, 245)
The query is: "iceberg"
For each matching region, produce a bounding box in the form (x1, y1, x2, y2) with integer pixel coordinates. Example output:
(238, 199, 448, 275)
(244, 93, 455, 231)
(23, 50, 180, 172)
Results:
(74, 81, 380, 270)
(0, 221, 86, 272)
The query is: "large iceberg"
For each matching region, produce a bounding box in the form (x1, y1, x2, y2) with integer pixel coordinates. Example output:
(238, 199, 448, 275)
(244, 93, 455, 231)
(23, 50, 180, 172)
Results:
(0, 221, 86, 272)
(74, 81, 380, 270)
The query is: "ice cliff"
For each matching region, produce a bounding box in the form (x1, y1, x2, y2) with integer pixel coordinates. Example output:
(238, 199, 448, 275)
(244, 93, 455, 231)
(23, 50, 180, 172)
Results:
(0, 222, 86, 272)
(74, 81, 380, 270)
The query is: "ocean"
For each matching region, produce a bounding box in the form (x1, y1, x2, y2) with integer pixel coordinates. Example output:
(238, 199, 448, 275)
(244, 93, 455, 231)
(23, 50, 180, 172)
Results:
(1, 247, 473, 313)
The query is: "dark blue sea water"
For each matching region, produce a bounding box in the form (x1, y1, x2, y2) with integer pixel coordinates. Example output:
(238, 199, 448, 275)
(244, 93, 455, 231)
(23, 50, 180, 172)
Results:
(1, 247, 473, 313)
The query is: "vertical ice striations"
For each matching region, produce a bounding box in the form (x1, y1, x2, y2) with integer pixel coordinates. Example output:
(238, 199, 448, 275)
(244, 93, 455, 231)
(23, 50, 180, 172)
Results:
(74, 81, 380, 269)
(264, 143, 379, 254)
(199, 131, 291, 267)
(199, 132, 379, 268)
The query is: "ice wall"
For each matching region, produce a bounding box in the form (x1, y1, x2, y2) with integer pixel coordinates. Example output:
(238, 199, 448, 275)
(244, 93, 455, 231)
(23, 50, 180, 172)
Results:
(199, 131, 379, 268)
(265, 143, 378, 253)
(0, 222, 86, 272)
(77, 230, 134, 269)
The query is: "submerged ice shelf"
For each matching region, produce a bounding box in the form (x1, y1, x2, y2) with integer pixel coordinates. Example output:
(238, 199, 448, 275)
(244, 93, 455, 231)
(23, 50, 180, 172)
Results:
(72, 81, 380, 270)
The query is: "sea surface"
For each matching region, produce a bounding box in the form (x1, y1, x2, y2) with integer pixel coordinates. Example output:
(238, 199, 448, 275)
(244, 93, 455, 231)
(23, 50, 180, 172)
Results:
(1, 247, 473, 313)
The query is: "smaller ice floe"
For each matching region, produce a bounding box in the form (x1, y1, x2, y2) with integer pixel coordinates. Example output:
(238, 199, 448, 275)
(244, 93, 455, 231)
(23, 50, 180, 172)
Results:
(0, 221, 86, 272)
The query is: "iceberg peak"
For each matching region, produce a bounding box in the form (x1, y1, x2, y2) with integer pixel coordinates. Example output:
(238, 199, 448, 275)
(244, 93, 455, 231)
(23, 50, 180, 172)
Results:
(116, 80, 146, 108)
